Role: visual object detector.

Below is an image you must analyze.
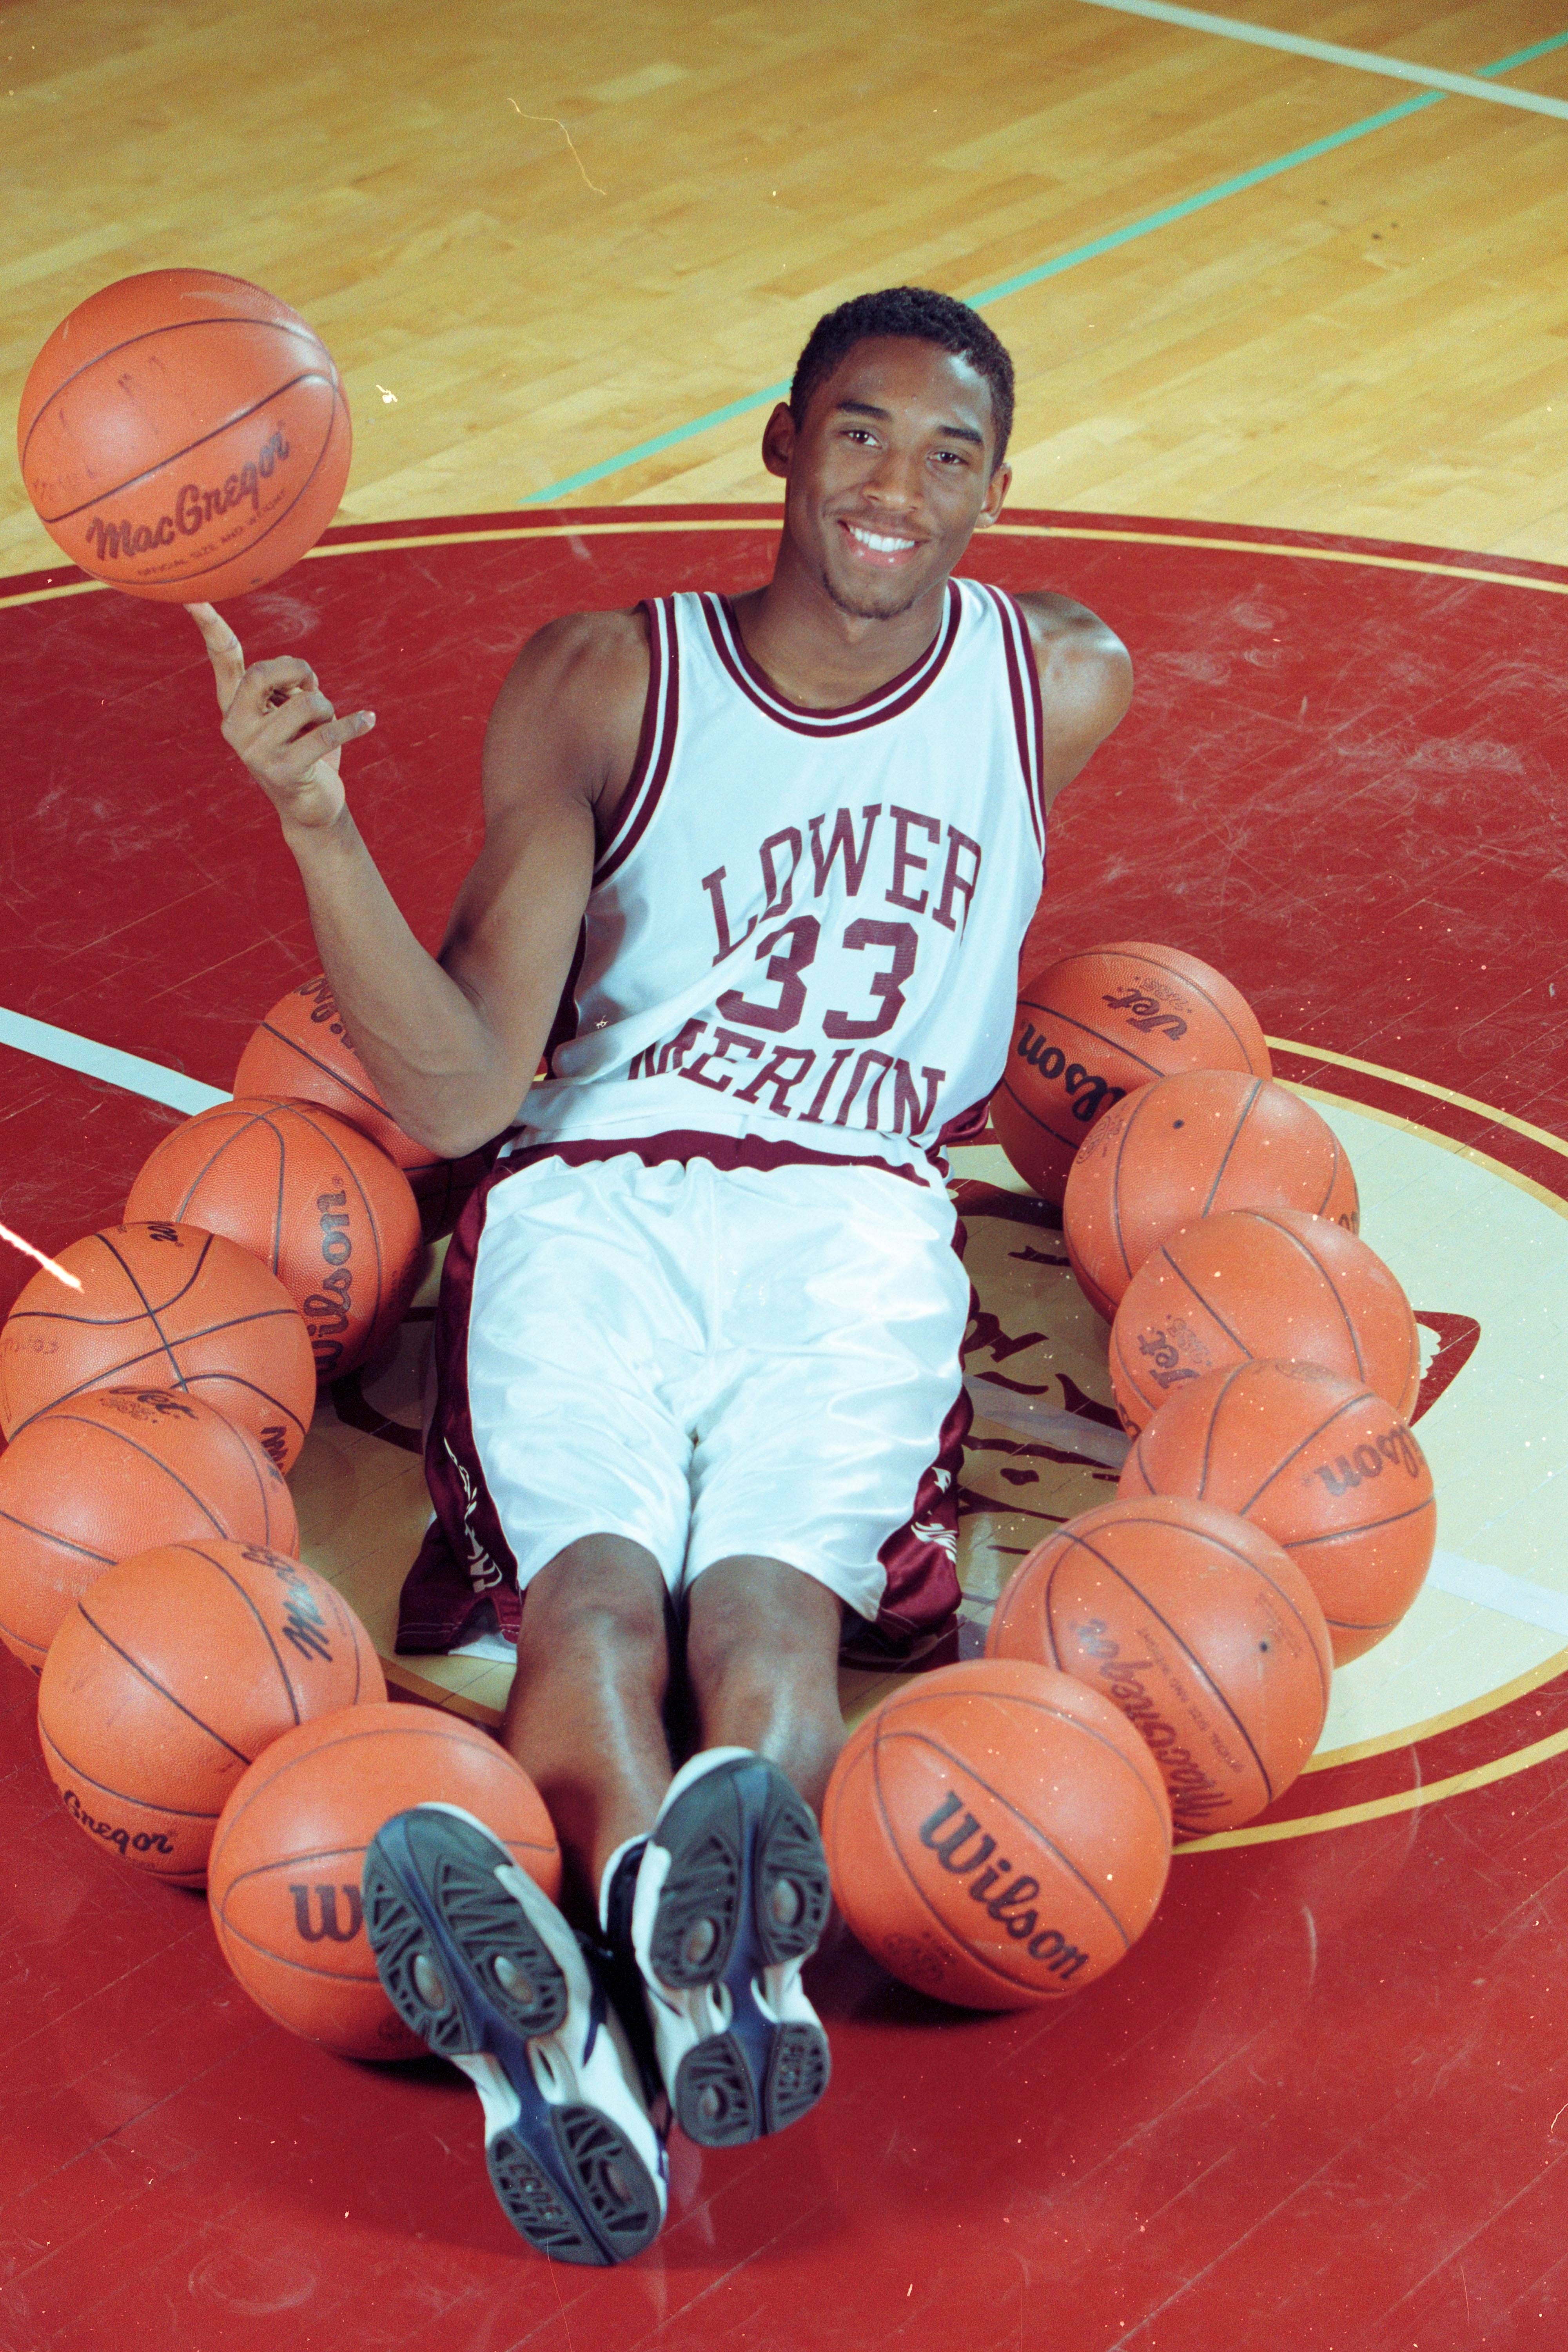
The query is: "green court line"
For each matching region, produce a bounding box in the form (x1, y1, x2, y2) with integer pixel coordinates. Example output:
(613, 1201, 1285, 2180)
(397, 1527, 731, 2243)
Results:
(521, 25, 1568, 508)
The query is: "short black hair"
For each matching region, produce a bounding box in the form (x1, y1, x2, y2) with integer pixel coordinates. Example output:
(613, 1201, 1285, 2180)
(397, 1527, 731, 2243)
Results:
(789, 287, 1015, 470)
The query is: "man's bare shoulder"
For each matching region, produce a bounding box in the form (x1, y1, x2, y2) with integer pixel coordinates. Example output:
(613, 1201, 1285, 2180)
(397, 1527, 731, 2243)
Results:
(1012, 589, 1133, 748)
(484, 605, 651, 820)
(496, 604, 650, 715)
(1002, 590, 1134, 804)
(1013, 589, 1129, 672)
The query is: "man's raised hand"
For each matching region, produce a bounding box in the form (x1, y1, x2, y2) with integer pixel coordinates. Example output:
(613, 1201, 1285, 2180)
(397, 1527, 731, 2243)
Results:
(189, 601, 375, 832)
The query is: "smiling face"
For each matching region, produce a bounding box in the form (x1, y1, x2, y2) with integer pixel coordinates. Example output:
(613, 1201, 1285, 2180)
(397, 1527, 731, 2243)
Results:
(764, 336, 1012, 623)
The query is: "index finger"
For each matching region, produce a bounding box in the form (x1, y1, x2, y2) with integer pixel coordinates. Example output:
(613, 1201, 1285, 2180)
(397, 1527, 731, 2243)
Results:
(187, 601, 246, 715)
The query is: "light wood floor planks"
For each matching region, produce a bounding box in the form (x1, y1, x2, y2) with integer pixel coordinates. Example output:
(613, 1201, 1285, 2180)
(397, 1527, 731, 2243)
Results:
(1, 0, 1564, 568)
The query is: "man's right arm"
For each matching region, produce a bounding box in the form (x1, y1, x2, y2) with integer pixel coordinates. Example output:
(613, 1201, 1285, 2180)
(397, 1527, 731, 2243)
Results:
(194, 604, 648, 1160)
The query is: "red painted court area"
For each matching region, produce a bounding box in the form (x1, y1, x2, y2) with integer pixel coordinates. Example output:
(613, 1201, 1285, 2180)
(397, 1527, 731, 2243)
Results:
(2, 509, 1568, 2349)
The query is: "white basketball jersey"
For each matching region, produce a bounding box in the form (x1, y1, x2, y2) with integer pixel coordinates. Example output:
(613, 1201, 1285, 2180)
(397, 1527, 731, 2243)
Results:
(511, 577, 1049, 1188)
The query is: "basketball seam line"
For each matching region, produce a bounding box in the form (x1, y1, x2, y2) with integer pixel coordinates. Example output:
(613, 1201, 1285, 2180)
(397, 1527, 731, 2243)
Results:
(8, 1361, 308, 1452)
(73, 1599, 258, 1764)
(41, 1714, 224, 1816)
(9, 1421, 232, 1531)
(1285, 1496, 1437, 1548)
(252, 1019, 383, 1118)
(865, 1730, 1071, 1998)
(1042, 1517, 1328, 1742)
(183, 1543, 310, 1728)
(97, 1227, 198, 1388)
(21, 312, 332, 464)
(1234, 1390, 1405, 1512)
(210, 1722, 501, 1841)
(873, 1719, 1147, 1956)
(0, 1505, 113, 1565)
(1248, 1213, 1368, 1372)
(36, 368, 338, 526)
(1198, 1080, 1263, 1218)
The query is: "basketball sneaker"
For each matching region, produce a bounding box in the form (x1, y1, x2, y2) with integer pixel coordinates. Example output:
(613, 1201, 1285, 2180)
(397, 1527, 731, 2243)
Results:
(621, 1748, 833, 2148)
(361, 1804, 668, 2267)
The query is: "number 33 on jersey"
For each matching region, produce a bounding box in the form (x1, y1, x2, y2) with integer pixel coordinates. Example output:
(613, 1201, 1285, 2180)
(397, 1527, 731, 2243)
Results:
(516, 579, 1050, 1187)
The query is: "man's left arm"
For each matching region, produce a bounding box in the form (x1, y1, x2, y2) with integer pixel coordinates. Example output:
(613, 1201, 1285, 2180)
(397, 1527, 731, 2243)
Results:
(1015, 592, 1134, 813)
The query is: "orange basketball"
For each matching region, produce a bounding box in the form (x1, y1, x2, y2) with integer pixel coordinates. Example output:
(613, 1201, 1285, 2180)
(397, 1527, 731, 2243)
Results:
(125, 1099, 422, 1383)
(1063, 1071, 1359, 1319)
(821, 1658, 1171, 2010)
(0, 1388, 297, 1671)
(207, 1702, 562, 2060)
(1109, 1207, 1421, 1437)
(990, 942, 1271, 1203)
(985, 1495, 1332, 1833)
(233, 976, 488, 1241)
(0, 1220, 315, 1469)
(38, 1541, 384, 1885)
(1120, 1359, 1437, 1663)
(17, 269, 351, 603)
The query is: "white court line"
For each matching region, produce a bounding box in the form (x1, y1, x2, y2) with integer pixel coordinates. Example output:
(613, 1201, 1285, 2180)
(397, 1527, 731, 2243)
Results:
(9, 998, 1568, 1652)
(0, 1005, 226, 1116)
(1426, 1549, 1568, 1641)
(1075, 0, 1568, 121)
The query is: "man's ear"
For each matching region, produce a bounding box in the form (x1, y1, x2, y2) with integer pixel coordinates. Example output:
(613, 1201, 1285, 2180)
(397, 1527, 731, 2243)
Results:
(973, 459, 1013, 530)
(761, 401, 797, 481)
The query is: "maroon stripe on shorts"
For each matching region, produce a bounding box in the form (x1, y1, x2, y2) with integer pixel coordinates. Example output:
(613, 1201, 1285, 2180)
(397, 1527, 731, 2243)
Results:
(499, 1128, 933, 1187)
(395, 1161, 523, 1655)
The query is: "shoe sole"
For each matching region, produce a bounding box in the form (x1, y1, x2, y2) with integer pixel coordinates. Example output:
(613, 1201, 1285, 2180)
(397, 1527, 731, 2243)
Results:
(644, 1759, 832, 2147)
(362, 1807, 664, 2266)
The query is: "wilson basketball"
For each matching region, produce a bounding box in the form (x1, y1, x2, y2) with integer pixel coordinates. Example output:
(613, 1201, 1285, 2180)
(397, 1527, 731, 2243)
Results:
(821, 1658, 1171, 2010)
(990, 942, 1272, 1203)
(0, 1220, 314, 1471)
(233, 976, 488, 1241)
(207, 1702, 562, 2061)
(125, 1098, 422, 1383)
(0, 1388, 297, 1671)
(1063, 1071, 1359, 1319)
(986, 1495, 1332, 1834)
(1120, 1359, 1436, 1663)
(1109, 1207, 1421, 1437)
(38, 1541, 384, 1885)
(17, 269, 351, 603)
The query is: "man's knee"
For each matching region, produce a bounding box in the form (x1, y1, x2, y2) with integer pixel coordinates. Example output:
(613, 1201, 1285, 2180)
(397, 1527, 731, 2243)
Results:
(521, 1534, 671, 1661)
(685, 1557, 842, 1681)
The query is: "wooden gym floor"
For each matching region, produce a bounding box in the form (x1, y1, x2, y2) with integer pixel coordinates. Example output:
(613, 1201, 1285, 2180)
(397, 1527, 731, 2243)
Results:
(2, 4, 1568, 2347)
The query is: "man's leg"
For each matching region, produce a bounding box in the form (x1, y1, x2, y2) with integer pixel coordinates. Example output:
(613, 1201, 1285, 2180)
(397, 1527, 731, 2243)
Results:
(361, 1534, 678, 2269)
(684, 1555, 846, 1812)
(500, 1533, 674, 1913)
(622, 1558, 840, 2149)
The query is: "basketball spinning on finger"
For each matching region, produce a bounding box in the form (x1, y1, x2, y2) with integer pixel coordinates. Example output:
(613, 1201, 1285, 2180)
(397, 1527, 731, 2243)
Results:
(1108, 1207, 1421, 1436)
(125, 1099, 423, 1383)
(0, 1220, 315, 1468)
(17, 269, 351, 603)
(985, 1495, 1333, 1834)
(1120, 1359, 1437, 1662)
(989, 942, 1271, 1203)
(1063, 1069, 1359, 1320)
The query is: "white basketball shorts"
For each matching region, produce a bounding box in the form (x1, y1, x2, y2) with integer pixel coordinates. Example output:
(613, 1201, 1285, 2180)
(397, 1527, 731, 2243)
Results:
(442, 1148, 971, 1628)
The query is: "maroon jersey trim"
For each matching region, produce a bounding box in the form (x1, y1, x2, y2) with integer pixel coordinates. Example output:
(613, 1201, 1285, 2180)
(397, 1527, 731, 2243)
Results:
(499, 1128, 931, 1188)
(697, 580, 962, 736)
(984, 583, 1047, 857)
(595, 595, 681, 886)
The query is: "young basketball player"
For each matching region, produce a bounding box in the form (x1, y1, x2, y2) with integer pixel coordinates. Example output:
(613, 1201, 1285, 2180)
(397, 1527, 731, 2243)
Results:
(194, 287, 1132, 2266)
